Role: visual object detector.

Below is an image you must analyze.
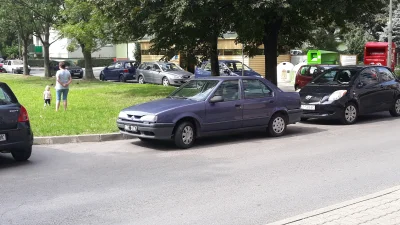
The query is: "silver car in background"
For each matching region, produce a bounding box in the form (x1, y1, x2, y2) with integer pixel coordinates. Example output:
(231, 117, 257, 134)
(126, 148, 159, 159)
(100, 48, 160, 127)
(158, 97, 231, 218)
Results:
(136, 61, 194, 86)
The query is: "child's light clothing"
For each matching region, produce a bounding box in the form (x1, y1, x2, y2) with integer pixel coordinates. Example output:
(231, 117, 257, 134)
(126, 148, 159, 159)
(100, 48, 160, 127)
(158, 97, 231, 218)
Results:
(43, 90, 52, 106)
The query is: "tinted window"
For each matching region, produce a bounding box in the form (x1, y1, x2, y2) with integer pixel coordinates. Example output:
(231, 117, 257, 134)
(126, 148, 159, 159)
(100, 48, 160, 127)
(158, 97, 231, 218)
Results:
(115, 62, 122, 69)
(359, 68, 379, 85)
(313, 68, 358, 85)
(214, 80, 240, 101)
(243, 79, 272, 99)
(378, 67, 395, 82)
(309, 66, 318, 76)
(108, 63, 115, 69)
(153, 64, 160, 70)
(0, 85, 17, 105)
(300, 66, 311, 77)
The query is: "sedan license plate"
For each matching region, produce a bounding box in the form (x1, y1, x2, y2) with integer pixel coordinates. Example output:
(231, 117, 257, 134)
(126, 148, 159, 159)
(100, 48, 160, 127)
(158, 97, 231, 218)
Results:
(301, 105, 315, 111)
(124, 125, 138, 132)
(0, 134, 6, 142)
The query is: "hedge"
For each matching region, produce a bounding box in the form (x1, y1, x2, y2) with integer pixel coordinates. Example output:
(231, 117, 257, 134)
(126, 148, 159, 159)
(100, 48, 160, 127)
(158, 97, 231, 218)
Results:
(27, 58, 114, 68)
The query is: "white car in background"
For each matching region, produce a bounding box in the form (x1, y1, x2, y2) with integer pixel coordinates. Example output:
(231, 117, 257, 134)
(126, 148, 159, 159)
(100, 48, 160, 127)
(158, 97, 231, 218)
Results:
(3, 60, 31, 74)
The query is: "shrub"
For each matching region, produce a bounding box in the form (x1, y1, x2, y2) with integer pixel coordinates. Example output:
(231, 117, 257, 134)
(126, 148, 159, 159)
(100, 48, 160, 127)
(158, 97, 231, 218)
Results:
(28, 59, 45, 67)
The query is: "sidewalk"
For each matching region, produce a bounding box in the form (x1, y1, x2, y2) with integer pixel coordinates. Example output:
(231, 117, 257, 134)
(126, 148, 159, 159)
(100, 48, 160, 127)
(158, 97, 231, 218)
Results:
(267, 186, 400, 225)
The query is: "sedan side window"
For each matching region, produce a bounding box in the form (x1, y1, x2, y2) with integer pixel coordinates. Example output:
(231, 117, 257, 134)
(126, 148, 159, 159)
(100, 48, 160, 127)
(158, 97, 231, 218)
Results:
(359, 68, 379, 86)
(243, 79, 273, 99)
(115, 62, 122, 69)
(204, 63, 211, 71)
(108, 63, 115, 69)
(300, 66, 311, 76)
(153, 64, 161, 71)
(213, 80, 240, 101)
(0, 86, 13, 104)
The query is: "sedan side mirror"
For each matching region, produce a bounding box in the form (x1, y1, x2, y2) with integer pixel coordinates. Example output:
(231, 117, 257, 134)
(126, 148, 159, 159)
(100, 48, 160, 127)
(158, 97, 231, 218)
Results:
(209, 95, 224, 103)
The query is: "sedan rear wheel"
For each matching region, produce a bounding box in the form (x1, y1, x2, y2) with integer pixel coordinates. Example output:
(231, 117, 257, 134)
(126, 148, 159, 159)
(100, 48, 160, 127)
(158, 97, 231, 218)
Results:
(340, 102, 358, 125)
(174, 121, 195, 149)
(138, 75, 145, 84)
(267, 113, 287, 137)
(389, 97, 400, 117)
(162, 77, 170, 86)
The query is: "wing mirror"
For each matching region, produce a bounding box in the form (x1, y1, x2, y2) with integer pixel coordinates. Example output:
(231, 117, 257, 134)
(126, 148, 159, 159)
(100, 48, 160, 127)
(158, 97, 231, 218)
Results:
(209, 95, 224, 103)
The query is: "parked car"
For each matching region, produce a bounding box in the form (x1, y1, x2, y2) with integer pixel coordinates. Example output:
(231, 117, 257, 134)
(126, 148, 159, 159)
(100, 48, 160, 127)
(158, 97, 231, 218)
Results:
(99, 60, 138, 82)
(0, 82, 33, 161)
(136, 61, 193, 86)
(0, 62, 5, 73)
(299, 65, 400, 124)
(49, 60, 83, 78)
(195, 60, 262, 78)
(295, 64, 338, 90)
(2, 60, 31, 74)
(117, 76, 302, 149)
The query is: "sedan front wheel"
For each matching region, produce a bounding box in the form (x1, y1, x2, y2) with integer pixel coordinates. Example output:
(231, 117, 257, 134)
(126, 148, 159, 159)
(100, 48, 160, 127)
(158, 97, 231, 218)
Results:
(340, 102, 358, 125)
(174, 121, 195, 149)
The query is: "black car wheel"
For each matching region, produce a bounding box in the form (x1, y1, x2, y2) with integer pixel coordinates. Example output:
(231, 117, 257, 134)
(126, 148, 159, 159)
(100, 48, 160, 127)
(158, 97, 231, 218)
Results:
(267, 113, 287, 137)
(138, 75, 145, 84)
(100, 73, 105, 81)
(174, 121, 195, 149)
(119, 75, 126, 83)
(340, 102, 358, 125)
(389, 97, 400, 117)
(11, 146, 32, 161)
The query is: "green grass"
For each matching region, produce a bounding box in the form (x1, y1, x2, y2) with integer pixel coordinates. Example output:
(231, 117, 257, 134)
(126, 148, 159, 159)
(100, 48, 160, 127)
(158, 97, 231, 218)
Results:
(0, 74, 175, 136)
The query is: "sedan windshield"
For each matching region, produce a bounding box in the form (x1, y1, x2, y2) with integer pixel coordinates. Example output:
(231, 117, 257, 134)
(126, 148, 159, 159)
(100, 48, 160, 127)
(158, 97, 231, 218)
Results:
(160, 63, 183, 72)
(312, 68, 359, 85)
(169, 80, 219, 101)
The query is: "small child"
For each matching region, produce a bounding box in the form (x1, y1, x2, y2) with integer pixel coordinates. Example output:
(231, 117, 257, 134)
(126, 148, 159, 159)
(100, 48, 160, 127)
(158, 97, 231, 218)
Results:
(43, 85, 52, 107)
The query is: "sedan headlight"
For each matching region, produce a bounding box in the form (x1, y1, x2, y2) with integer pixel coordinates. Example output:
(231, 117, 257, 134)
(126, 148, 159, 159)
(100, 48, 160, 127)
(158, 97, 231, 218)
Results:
(328, 90, 347, 101)
(118, 111, 128, 119)
(140, 115, 157, 123)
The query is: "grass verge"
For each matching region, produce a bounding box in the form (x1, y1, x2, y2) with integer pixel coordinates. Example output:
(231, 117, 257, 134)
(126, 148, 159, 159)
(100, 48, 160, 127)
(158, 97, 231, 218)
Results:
(0, 74, 174, 136)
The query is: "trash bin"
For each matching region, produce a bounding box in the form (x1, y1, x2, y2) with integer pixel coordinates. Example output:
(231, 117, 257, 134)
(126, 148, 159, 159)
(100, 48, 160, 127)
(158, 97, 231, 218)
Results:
(277, 62, 294, 83)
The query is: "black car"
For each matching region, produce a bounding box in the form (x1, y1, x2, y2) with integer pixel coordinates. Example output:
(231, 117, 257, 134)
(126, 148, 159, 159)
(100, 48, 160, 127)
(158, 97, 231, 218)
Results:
(299, 66, 400, 124)
(0, 82, 33, 161)
(49, 60, 83, 78)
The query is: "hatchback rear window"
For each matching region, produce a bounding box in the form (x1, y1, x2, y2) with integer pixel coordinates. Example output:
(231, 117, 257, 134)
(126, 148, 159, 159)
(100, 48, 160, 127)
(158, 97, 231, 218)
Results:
(0, 85, 18, 105)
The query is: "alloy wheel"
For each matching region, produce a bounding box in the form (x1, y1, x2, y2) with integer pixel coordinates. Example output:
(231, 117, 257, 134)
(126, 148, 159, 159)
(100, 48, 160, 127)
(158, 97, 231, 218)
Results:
(272, 116, 285, 134)
(182, 126, 194, 145)
(345, 105, 357, 123)
(138, 76, 144, 84)
(163, 78, 169, 86)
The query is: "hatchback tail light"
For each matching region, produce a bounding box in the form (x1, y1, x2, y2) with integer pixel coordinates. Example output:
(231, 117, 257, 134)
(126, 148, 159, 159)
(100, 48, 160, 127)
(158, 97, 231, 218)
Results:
(123, 69, 129, 73)
(18, 105, 29, 122)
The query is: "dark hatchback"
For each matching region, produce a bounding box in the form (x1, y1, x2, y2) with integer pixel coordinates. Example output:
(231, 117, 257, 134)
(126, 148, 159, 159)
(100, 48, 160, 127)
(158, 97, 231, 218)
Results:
(299, 66, 400, 124)
(100, 60, 138, 82)
(0, 82, 33, 161)
(49, 60, 84, 78)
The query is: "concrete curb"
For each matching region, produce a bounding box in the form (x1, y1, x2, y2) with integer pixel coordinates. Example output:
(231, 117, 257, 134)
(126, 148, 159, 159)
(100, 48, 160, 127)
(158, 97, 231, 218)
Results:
(33, 133, 135, 145)
(266, 185, 400, 225)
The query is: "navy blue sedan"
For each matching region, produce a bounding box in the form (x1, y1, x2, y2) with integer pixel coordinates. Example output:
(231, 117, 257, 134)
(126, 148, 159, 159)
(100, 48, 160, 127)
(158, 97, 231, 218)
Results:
(117, 76, 302, 148)
(100, 60, 138, 82)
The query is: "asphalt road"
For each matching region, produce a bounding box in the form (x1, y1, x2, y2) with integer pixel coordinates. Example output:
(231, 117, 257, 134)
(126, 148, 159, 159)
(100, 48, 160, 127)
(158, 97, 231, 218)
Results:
(1, 113, 400, 225)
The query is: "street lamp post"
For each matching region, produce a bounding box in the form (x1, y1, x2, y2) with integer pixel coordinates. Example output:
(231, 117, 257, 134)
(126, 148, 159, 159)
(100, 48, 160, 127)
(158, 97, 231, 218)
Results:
(388, 0, 393, 69)
(242, 43, 244, 76)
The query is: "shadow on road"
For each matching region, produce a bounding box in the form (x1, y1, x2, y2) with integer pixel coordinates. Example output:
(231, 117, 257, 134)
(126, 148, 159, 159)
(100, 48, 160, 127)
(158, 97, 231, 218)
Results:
(300, 112, 397, 126)
(130, 125, 327, 151)
(0, 154, 33, 169)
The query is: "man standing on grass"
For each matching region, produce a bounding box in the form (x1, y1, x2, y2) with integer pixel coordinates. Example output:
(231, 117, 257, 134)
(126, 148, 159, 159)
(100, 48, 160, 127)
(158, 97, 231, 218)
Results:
(55, 61, 72, 111)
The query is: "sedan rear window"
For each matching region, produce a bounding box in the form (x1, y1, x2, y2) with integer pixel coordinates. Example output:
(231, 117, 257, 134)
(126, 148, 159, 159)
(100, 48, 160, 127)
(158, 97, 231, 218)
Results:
(0, 85, 17, 105)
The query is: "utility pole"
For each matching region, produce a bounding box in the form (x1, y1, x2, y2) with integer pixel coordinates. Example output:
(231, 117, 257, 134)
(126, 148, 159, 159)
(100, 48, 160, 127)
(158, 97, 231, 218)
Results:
(242, 43, 244, 76)
(388, 0, 393, 69)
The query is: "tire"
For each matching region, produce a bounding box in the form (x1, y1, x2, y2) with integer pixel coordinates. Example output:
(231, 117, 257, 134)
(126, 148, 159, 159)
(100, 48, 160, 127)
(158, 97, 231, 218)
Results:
(119, 75, 126, 83)
(174, 121, 195, 149)
(11, 146, 32, 162)
(267, 113, 287, 137)
(162, 77, 170, 86)
(295, 85, 300, 91)
(389, 97, 400, 117)
(340, 102, 358, 125)
(100, 73, 105, 81)
(138, 75, 145, 84)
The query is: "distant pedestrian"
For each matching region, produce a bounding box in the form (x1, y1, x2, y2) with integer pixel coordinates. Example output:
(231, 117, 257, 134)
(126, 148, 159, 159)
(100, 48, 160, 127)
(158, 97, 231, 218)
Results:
(55, 61, 72, 111)
(43, 85, 52, 107)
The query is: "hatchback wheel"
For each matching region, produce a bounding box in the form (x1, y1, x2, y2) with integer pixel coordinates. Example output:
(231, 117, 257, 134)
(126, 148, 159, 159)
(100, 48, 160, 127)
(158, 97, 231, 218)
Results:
(11, 146, 32, 162)
(138, 75, 145, 84)
(162, 77, 170, 86)
(119, 75, 126, 83)
(100, 73, 105, 81)
(340, 102, 358, 125)
(268, 113, 287, 137)
(174, 121, 195, 149)
(389, 97, 400, 117)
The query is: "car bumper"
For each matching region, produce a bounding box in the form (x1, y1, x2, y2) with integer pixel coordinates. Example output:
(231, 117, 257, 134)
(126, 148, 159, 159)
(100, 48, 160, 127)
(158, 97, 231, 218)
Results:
(70, 71, 83, 77)
(0, 123, 33, 152)
(117, 119, 174, 140)
(287, 109, 303, 124)
(301, 103, 343, 119)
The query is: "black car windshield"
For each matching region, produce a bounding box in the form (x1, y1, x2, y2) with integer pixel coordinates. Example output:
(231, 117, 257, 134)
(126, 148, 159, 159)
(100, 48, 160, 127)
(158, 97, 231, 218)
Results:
(160, 63, 183, 71)
(169, 80, 219, 101)
(64, 61, 77, 66)
(312, 68, 359, 85)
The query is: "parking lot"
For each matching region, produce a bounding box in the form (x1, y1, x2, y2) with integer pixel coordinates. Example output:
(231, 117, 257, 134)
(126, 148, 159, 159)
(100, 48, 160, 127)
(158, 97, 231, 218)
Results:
(1, 112, 400, 225)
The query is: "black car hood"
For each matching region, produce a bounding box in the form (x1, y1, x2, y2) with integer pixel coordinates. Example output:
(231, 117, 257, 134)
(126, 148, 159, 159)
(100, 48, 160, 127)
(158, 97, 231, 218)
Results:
(300, 84, 350, 103)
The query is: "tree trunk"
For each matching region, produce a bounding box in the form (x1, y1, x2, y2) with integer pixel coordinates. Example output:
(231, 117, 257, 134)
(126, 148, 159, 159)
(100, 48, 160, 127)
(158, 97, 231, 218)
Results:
(263, 17, 282, 86)
(210, 34, 220, 76)
(22, 38, 29, 75)
(81, 44, 95, 80)
(42, 23, 51, 78)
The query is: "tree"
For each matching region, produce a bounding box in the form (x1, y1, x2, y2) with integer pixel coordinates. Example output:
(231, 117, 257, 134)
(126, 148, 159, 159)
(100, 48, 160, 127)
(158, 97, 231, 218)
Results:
(343, 24, 374, 61)
(14, 0, 63, 78)
(380, 3, 400, 50)
(91, 0, 234, 76)
(58, 0, 113, 80)
(0, 0, 35, 74)
(233, 0, 385, 85)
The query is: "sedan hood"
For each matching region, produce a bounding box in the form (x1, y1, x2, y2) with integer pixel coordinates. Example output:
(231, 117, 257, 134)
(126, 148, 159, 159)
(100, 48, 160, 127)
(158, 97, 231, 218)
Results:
(300, 84, 350, 102)
(122, 98, 198, 115)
